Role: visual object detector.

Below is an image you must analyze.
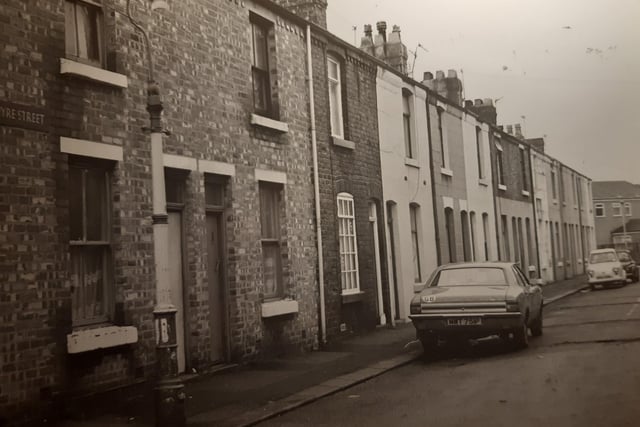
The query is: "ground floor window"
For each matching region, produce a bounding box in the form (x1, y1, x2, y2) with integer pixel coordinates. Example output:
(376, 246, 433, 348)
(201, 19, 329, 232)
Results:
(338, 193, 360, 294)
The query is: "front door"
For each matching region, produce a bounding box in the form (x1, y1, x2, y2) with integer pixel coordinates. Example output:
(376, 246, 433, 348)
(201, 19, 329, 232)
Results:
(206, 212, 226, 363)
(168, 211, 186, 373)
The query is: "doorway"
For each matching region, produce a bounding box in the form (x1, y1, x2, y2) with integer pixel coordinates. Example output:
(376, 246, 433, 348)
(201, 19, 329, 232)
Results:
(205, 176, 228, 363)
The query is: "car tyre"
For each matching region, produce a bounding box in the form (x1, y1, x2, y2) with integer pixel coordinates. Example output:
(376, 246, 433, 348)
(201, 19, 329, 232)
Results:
(419, 333, 438, 355)
(512, 321, 529, 349)
(530, 307, 543, 337)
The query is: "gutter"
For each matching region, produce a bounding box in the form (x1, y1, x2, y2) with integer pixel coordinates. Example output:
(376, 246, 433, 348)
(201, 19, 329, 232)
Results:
(306, 25, 326, 344)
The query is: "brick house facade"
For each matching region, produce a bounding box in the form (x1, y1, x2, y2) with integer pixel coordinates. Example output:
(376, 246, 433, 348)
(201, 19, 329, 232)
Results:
(309, 29, 389, 338)
(1, 0, 320, 422)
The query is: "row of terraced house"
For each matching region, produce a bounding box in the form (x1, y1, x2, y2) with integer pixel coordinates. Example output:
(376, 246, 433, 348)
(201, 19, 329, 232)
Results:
(0, 0, 595, 422)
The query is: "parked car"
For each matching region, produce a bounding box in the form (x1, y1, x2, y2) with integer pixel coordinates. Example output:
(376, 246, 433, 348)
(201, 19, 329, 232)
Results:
(616, 249, 639, 283)
(409, 262, 543, 352)
(587, 248, 626, 290)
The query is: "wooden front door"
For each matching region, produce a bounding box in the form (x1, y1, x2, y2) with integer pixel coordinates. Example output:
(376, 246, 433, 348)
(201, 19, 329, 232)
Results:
(206, 212, 226, 363)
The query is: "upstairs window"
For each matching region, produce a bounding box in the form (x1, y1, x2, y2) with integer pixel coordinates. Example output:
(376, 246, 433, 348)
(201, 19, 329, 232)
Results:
(476, 126, 485, 179)
(259, 183, 284, 300)
(327, 55, 344, 138)
(402, 90, 415, 159)
(437, 107, 447, 168)
(251, 14, 274, 117)
(519, 146, 528, 191)
(551, 169, 558, 200)
(65, 0, 104, 67)
(595, 203, 604, 217)
(612, 202, 621, 217)
(624, 202, 632, 217)
(69, 159, 112, 325)
(337, 193, 360, 294)
(496, 143, 505, 187)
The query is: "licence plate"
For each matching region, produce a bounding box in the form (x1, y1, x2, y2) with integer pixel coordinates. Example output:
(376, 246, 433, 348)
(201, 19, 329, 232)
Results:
(596, 273, 609, 279)
(447, 317, 482, 326)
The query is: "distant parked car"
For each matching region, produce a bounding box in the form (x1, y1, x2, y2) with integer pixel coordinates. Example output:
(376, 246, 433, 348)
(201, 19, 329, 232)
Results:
(409, 262, 543, 352)
(616, 250, 639, 283)
(587, 248, 626, 290)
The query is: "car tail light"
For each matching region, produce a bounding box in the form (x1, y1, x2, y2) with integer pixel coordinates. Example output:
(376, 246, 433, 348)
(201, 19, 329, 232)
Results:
(587, 269, 594, 278)
(613, 267, 621, 275)
(506, 301, 520, 312)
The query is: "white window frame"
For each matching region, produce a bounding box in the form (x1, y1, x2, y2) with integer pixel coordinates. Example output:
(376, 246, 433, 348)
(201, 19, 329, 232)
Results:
(259, 182, 284, 300)
(496, 142, 505, 188)
(612, 202, 622, 217)
(65, 0, 105, 68)
(402, 90, 415, 159)
(595, 203, 605, 217)
(69, 160, 112, 326)
(624, 202, 632, 217)
(327, 55, 344, 138)
(337, 193, 360, 294)
(437, 107, 449, 168)
(476, 126, 485, 179)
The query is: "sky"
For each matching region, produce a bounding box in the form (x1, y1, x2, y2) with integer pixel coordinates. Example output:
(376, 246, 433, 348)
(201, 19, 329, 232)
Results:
(327, 0, 640, 183)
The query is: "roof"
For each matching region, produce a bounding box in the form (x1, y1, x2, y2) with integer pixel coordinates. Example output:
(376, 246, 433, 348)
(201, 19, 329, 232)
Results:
(593, 181, 640, 199)
(611, 218, 640, 234)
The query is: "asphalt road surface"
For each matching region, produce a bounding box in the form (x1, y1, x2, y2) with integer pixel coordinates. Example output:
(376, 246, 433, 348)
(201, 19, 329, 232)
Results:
(260, 281, 640, 427)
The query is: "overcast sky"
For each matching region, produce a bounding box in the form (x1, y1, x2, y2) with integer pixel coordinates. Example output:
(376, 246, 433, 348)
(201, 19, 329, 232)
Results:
(327, 0, 640, 183)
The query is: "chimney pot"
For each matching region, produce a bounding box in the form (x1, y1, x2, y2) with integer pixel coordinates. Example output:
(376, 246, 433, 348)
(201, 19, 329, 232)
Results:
(464, 100, 473, 108)
(483, 98, 493, 106)
(498, 125, 504, 131)
(506, 125, 513, 134)
(376, 21, 387, 35)
(392, 25, 401, 33)
(474, 98, 483, 106)
(447, 69, 457, 78)
(423, 71, 434, 81)
(436, 70, 445, 79)
(364, 24, 372, 36)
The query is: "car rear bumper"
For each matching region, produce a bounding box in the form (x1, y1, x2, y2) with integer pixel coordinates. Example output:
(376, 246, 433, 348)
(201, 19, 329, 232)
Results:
(588, 276, 625, 285)
(409, 312, 522, 337)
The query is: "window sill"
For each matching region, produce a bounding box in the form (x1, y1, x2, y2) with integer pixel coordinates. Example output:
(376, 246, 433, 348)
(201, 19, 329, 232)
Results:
(478, 179, 489, 187)
(557, 262, 564, 267)
(522, 190, 530, 197)
(440, 167, 453, 177)
(261, 299, 299, 318)
(498, 184, 507, 191)
(60, 58, 128, 88)
(404, 157, 419, 168)
(553, 199, 558, 205)
(67, 325, 138, 354)
(342, 291, 365, 304)
(251, 114, 289, 133)
(332, 136, 355, 150)
(528, 265, 536, 272)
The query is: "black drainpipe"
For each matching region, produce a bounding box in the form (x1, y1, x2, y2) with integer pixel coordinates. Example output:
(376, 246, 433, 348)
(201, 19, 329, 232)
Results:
(425, 93, 442, 266)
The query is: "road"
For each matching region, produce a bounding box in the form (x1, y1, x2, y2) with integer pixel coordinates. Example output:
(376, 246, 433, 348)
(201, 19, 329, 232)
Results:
(260, 281, 640, 427)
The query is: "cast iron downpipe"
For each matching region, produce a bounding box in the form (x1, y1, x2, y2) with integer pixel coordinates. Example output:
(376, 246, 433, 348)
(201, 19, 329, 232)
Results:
(125, 1, 185, 426)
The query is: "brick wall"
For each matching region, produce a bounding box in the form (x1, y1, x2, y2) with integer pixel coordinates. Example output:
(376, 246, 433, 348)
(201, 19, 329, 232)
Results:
(311, 36, 387, 338)
(1, 0, 319, 421)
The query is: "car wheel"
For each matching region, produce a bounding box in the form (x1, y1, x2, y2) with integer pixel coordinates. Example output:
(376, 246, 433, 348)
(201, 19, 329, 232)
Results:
(512, 321, 529, 349)
(530, 307, 543, 337)
(419, 332, 438, 354)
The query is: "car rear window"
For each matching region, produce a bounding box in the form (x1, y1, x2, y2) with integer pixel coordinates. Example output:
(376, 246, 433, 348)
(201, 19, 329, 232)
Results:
(432, 267, 507, 286)
(617, 252, 630, 262)
(589, 252, 617, 264)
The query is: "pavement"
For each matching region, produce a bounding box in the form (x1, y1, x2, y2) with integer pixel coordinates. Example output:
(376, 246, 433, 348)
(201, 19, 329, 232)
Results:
(54, 275, 587, 427)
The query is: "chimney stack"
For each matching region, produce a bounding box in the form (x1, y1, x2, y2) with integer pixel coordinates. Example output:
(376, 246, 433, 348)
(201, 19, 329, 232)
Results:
(514, 123, 523, 139)
(271, 0, 328, 28)
(360, 24, 374, 56)
(466, 98, 497, 124)
(421, 69, 463, 105)
(360, 21, 409, 75)
(506, 125, 513, 135)
(526, 137, 545, 152)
